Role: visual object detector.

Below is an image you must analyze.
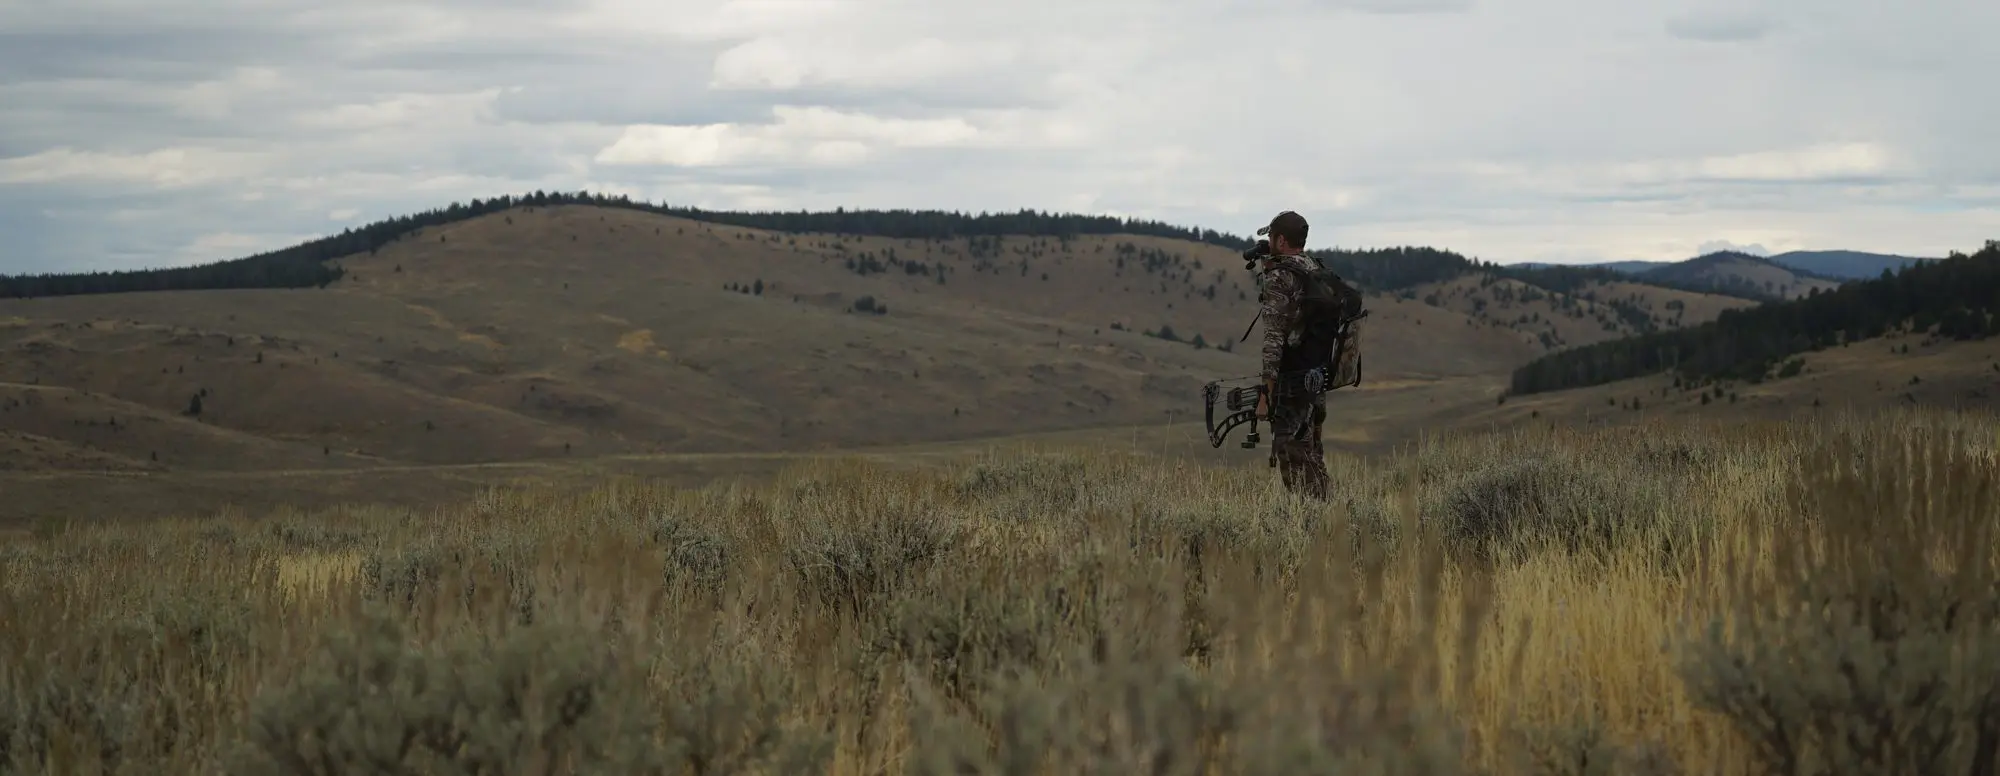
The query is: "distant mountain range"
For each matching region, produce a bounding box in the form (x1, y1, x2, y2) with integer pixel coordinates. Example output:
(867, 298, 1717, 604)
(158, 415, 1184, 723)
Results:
(1514, 249, 1934, 281)
(1762, 250, 1935, 280)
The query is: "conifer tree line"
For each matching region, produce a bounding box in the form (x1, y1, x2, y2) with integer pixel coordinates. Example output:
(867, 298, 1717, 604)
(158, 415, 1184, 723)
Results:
(1506, 240, 2000, 396)
(0, 251, 342, 299)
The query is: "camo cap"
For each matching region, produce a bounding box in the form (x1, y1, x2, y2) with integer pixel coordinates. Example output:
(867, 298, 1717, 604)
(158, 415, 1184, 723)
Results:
(1257, 210, 1309, 243)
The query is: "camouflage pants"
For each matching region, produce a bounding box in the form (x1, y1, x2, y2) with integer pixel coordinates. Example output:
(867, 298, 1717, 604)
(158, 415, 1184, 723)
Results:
(1267, 377, 1329, 501)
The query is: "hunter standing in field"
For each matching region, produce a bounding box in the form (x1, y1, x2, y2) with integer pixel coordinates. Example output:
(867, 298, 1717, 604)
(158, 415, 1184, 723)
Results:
(1253, 210, 1332, 501)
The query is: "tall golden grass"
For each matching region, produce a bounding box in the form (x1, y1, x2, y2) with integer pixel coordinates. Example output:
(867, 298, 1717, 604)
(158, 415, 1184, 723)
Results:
(2, 407, 1995, 774)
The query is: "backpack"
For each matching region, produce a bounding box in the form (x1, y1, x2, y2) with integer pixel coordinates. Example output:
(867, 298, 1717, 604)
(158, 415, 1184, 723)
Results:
(1247, 257, 1368, 389)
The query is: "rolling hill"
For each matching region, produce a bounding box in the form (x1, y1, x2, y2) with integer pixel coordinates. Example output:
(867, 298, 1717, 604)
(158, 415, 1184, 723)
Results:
(1631, 251, 1843, 300)
(9, 193, 1976, 525)
(1401, 272, 1756, 353)
(0, 204, 1556, 478)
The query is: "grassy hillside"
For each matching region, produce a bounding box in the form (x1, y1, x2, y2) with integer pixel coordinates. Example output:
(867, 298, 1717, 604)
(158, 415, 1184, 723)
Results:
(0, 205, 1553, 476)
(3, 408, 1995, 774)
(1403, 272, 1755, 352)
(1634, 251, 1842, 300)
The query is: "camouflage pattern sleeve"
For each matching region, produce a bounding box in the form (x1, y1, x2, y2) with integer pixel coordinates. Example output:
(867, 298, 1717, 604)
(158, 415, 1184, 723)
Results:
(1258, 264, 1302, 382)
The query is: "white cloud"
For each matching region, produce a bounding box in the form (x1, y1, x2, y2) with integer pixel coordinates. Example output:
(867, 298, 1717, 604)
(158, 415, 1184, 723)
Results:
(0, 0, 1996, 272)
(1665, 9, 1777, 41)
(0, 147, 271, 187)
(1621, 143, 1897, 184)
(552, 0, 864, 43)
(592, 105, 1080, 167)
(172, 66, 286, 120)
(709, 36, 1024, 91)
(1446, 142, 1903, 202)
(291, 88, 504, 132)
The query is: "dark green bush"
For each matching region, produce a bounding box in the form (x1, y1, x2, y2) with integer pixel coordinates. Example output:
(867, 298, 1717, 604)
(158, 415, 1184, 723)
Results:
(229, 612, 662, 775)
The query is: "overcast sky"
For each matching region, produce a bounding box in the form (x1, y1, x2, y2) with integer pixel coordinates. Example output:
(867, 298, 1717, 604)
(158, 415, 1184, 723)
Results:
(3, 0, 1996, 274)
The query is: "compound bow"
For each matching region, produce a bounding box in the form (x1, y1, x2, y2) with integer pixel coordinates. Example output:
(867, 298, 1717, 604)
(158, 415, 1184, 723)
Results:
(1201, 309, 1370, 453)
(1201, 376, 1266, 450)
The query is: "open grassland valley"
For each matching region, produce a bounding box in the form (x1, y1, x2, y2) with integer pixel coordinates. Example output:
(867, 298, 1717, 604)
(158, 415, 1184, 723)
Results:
(4, 408, 2000, 775)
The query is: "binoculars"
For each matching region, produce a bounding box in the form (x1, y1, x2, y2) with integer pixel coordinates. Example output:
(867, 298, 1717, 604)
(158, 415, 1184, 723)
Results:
(1241, 238, 1271, 269)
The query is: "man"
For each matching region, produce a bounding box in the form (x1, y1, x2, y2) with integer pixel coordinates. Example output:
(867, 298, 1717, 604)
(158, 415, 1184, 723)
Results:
(1252, 210, 1331, 501)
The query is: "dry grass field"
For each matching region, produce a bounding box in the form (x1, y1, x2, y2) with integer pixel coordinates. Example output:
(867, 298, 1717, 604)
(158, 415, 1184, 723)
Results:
(4, 406, 1995, 774)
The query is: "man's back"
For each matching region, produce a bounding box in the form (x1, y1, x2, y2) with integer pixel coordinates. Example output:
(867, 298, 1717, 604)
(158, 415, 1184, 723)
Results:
(1256, 251, 1332, 500)
(1256, 253, 1325, 380)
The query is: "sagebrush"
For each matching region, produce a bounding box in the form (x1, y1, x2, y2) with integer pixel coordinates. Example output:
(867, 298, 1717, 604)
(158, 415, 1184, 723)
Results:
(1, 408, 1995, 775)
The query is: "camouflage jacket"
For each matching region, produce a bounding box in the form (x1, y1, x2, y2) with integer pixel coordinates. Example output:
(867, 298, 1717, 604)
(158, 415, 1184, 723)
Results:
(1256, 252, 1320, 383)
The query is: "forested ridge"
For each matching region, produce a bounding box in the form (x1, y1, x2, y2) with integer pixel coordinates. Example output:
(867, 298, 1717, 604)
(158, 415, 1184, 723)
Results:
(0, 191, 1258, 298)
(1, 190, 1505, 300)
(4, 189, 1794, 304)
(1507, 240, 1999, 396)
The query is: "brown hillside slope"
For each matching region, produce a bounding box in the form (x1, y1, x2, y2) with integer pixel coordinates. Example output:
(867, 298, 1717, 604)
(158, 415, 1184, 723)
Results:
(1405, 274, 1754, 353)
(0, 205, 1535, 474)
(1641, 253, 1842, 300)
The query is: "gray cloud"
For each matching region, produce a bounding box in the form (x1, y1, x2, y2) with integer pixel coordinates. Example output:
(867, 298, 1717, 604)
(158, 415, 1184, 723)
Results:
(1320, 0, 1476, 13)
(1, 0, 1997, 274)
(0, 29, 313, 83)
(1665, 11, 1777, 42)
